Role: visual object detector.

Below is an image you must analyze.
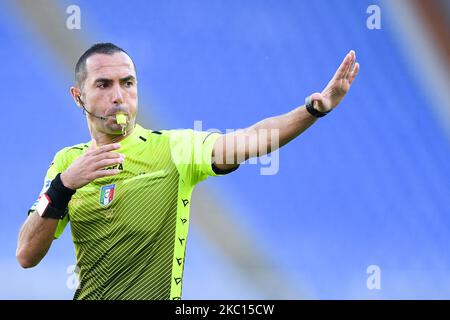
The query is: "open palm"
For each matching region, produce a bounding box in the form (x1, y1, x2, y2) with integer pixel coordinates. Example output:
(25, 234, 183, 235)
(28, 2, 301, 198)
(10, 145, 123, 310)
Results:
(310, 50, 360, 113)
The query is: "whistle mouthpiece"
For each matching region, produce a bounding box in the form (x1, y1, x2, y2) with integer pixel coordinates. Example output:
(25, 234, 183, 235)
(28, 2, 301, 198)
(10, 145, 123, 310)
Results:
(116, 113, 127, 125)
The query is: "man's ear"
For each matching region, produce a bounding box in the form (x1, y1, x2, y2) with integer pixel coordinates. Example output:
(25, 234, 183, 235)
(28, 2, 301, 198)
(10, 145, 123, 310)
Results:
(70, 87, 82, 107)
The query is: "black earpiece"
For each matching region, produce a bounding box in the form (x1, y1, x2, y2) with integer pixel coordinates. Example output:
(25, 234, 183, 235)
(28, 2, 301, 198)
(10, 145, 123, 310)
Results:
(78, 95, 107, 121)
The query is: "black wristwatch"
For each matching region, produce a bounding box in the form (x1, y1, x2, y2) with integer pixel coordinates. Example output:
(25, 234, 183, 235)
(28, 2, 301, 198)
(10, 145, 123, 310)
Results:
(305, 95, 330, 118)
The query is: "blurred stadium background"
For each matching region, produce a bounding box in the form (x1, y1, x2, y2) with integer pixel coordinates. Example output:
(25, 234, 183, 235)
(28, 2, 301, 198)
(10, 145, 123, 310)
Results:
(0, 0, 449, 299)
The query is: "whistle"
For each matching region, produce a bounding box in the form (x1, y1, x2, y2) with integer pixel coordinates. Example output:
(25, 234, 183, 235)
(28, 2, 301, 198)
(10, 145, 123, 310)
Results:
(116, 113, 127, 125)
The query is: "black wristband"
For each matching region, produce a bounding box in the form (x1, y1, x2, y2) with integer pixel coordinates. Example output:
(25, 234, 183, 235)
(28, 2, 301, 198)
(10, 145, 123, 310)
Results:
(45, 173, 76, 211)
(305, 95, 330, 118)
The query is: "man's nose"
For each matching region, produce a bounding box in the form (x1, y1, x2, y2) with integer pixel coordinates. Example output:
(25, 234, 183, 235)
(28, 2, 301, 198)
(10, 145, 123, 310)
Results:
(112, 85, 124, 105)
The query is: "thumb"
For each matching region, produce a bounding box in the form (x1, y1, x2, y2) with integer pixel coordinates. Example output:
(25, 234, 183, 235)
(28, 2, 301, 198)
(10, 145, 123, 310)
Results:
(309, 92, 323, 103)
(309, 92, 330, 112)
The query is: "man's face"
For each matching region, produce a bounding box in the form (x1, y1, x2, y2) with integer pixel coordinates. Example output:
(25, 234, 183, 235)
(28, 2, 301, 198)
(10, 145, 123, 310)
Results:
(78, 52, 138, 135)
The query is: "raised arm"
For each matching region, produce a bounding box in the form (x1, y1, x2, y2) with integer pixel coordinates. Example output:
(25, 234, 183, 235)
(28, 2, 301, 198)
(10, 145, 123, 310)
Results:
(213, 50, 360, 171)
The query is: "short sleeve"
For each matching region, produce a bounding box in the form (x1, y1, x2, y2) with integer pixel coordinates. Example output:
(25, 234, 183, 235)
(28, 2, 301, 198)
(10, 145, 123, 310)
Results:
(28, 149, 70, 239)
(167, 129, 233, 186)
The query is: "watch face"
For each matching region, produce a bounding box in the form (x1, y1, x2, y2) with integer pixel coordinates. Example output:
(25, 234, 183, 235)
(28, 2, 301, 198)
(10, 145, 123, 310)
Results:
(36, 194, 51, 217)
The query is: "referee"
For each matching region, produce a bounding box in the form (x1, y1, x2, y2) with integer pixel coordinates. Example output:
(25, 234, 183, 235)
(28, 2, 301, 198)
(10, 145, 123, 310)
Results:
(16, 43, 359, 299)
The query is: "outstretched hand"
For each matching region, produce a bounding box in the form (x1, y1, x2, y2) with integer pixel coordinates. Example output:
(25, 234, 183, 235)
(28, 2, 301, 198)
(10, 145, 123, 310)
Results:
(310, 50, 360, 113)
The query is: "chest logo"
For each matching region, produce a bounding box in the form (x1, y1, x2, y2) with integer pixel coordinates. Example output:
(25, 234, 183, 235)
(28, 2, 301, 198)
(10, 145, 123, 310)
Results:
(100, 184, 116, 206)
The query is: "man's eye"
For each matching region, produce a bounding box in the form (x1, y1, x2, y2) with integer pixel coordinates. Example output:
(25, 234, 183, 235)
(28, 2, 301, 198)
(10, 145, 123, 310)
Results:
(125, 81, 134, 87)
(97, 83, 107, 88)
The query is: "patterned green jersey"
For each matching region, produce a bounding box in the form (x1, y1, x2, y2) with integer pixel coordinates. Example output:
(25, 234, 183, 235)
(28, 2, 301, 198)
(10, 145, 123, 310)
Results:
(29, 124, 233, 300)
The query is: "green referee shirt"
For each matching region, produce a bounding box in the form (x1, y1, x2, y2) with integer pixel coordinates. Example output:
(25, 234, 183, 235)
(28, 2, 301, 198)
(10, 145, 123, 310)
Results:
(29, 124, 234, 300)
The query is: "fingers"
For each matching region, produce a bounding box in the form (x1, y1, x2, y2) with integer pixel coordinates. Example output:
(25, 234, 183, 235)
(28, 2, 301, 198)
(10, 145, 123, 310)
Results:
(334, 50, 357, 81)
(349, 62, 360, 84)
(93, 157, 124, 171)
(89, 143, 121, 156)
(334, 52, 352, 80)
(343, 50, 356, 79)
(91, 169, 121, 180)
(93, 151, 124, 162)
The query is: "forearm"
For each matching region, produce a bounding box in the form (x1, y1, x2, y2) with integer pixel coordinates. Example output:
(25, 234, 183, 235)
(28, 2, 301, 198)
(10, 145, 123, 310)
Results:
(213, 105, 316, 168)
(16, 212, 58, 268)
(249, 104, 316, 153)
